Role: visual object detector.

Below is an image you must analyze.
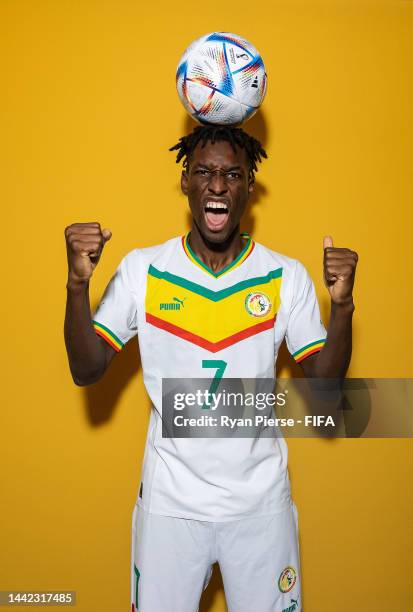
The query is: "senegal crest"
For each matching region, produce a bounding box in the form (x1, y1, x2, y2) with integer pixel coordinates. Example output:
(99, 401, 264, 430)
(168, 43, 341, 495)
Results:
(278, 566, 297, 593)
(244, 292, 272, 317)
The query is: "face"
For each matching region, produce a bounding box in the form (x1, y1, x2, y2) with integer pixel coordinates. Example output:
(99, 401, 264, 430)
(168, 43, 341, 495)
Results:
(181, 139, 254, 243)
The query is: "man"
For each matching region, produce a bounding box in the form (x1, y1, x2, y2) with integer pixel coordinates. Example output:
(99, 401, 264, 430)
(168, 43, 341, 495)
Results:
(64, 125, 357, 612)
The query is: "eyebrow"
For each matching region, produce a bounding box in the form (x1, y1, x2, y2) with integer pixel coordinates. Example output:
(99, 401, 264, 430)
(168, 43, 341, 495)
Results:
(194, 163, 244, 172)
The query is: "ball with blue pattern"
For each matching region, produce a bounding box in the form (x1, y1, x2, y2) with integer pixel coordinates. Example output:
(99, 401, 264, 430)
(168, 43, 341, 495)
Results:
(176, 32, 267, 126)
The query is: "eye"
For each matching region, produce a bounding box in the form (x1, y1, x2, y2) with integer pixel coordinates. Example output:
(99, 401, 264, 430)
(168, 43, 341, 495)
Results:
(227, 172, 241, 180)
(195, 169, 210, 176)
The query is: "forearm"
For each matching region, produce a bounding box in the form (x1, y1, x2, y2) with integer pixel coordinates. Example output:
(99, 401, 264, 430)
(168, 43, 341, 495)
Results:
(64, 280, 108, 385)
(306, 300, 354, 378)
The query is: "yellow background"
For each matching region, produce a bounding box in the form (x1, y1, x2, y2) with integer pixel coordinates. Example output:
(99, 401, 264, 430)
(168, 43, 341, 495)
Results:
(1, 1, 412, 610)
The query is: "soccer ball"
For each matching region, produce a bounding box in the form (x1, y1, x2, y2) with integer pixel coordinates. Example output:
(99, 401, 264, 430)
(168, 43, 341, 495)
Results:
(176, 32, 267, 126)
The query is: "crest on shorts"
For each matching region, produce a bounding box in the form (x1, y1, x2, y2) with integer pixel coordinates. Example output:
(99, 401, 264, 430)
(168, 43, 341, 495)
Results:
(278, 566, 297, 593)
(244, 292, 272, 317)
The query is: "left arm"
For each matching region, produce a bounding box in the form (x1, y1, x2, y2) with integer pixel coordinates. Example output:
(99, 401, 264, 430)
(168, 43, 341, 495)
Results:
(300, 236, 358, 378)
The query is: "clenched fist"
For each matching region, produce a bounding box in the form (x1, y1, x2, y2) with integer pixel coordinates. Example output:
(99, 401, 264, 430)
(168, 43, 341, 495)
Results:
(323, 235, 358, 306)
(65, 222, 112, 286)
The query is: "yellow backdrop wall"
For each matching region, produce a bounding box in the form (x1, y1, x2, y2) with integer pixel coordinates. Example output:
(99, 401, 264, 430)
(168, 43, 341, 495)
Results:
(1, 1, 412, 610)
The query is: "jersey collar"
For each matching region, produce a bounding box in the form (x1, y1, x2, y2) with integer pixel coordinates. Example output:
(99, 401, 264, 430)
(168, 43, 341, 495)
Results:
(181, 231, 255, 279)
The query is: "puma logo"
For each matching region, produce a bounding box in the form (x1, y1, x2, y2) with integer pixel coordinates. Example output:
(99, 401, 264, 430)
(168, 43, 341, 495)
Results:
(173, 297, 187, 308)
(159, 297, 187, 311)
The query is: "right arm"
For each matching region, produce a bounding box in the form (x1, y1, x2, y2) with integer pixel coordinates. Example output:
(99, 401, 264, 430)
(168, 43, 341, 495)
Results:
(64, 222, 115, 386)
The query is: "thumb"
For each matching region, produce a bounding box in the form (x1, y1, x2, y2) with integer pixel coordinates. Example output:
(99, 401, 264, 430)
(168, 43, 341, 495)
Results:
(323, 235, 333, 250)
(102, 228, 112, 242)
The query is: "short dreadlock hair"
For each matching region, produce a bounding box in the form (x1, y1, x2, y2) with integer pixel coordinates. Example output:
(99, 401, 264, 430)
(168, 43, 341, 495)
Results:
(169, 125, 267, 180)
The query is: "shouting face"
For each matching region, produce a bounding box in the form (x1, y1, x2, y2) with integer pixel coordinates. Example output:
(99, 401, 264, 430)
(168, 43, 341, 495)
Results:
(181, 139, 254, 244)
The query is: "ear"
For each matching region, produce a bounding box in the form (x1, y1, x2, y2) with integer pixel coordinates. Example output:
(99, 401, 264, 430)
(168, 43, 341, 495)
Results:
(181, 170, 188, 196)
(248, 176, 255, 195)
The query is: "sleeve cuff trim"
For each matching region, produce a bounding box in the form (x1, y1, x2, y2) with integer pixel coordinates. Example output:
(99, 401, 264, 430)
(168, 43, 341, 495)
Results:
(293, 338, 326, 363)
(93, 321, 124, 352)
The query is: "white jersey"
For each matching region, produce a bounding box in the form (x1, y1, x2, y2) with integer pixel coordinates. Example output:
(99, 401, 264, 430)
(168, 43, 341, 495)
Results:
(93, 233, 327, 521)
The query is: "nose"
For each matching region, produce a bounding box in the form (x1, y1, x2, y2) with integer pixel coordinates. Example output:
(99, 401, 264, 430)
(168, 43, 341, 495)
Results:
(208, 171, 228, 195)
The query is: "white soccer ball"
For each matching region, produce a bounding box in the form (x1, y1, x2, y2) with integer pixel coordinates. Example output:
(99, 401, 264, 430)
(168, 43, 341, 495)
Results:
(176, 32, 267, 126)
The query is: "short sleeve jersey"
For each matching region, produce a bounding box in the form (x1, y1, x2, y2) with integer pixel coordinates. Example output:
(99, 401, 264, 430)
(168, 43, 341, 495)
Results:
(93, 233, 327, 521)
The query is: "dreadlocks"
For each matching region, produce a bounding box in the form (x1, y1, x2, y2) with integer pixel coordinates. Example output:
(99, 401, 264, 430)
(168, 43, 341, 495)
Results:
(169, 125, 267, 179)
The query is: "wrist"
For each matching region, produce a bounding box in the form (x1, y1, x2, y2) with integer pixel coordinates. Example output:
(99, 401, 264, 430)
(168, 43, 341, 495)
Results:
(331, 298, 355, 315)
(66, 275, 90, 293)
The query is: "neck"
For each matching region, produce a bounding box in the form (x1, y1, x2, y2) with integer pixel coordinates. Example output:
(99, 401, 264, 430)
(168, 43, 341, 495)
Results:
(188, 223, 246, 274)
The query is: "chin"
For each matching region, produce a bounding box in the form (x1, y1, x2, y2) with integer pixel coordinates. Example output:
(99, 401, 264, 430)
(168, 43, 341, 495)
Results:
(201, 225, 233, 244)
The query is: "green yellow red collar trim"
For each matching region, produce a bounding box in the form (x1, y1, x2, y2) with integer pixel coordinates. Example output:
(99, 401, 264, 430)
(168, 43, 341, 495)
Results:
(182, 231, 255, 278)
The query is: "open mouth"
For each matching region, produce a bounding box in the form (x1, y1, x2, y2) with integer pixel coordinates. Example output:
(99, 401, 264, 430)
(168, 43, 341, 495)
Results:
(203, 201, 229, 231)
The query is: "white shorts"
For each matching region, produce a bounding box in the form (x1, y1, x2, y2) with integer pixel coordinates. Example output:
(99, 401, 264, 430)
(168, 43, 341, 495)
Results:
(130, 503, 301, 612)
